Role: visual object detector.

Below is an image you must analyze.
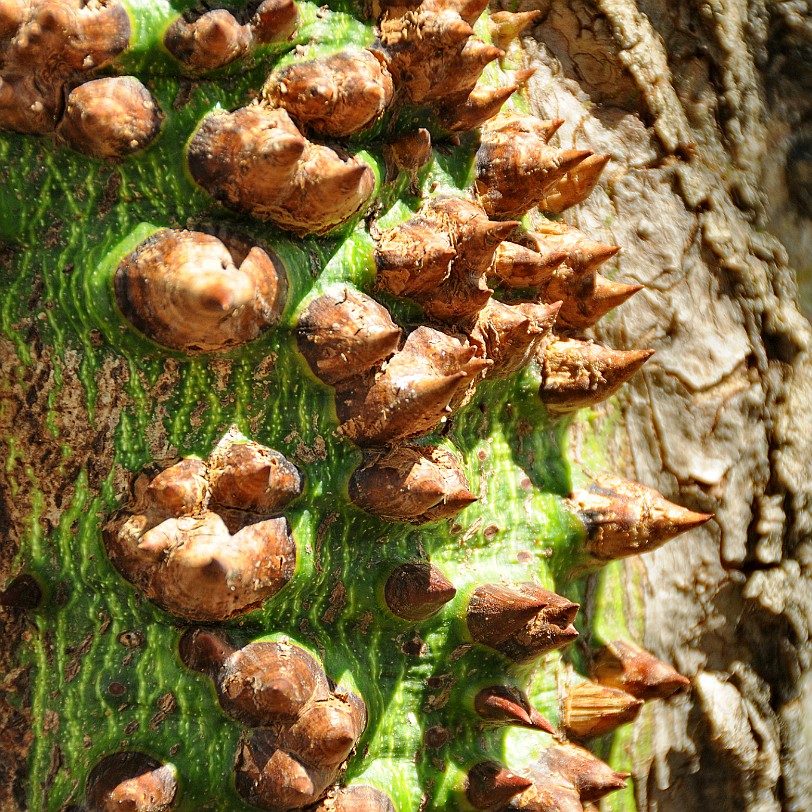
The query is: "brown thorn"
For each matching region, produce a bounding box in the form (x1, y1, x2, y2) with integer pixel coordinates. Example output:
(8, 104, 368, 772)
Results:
(467, 762, 533, 810)
(563, 681, 643, 739)
(539, 339, 654, 415)
(385, 562, 457, 621)
(593, 639, 691, 699)
(475, 686, 555, 734)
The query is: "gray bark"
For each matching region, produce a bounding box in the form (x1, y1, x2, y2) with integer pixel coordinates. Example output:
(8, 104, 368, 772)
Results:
(510, 0, 812, 809)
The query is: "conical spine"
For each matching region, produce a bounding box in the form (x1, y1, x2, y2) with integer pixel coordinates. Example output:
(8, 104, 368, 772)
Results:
(467, 583, 579, 661)
(569, 473, 712, 559)
(384, 562, 457, 620)
(563, 681, 643, 739)
(541, 153, 612, 212)
(474, 686, 555, 734)
(262, 49, 394, 137)
(466, 762, 533, 810)
(297, 288, 402, 386)
(350, 446, 475, 523)
(592, 639, 691, 699)
(553, 274, 643, 331)
(539, 338, 654, 415)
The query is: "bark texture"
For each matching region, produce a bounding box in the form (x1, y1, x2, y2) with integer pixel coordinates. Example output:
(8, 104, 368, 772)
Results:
(507, 0, 811, 809)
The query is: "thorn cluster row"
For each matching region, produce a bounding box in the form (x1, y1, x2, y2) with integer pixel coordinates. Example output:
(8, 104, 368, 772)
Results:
(102, 432, 302, 622)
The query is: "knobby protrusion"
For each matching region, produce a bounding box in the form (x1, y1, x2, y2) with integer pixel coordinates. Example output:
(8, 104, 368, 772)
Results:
(0, 0, 131, 134)
(539, 338, 653, 415)
(351, 445, 475, 523)
(470, 299, 560, 377)
(467, 583, 579, 662)
(525, 221, 621, 278)
(384, 562, 457, 620)
(593, 639, 690, 699)
(208, 437, 303, 515)
(474, 686, 555, 734)
(438, 83, 517, 133)
(337, 326, 488, 446)
(187, 106, 374, 235)
(377, 198, 519, 324)
(383, 127, 433, 177)
(307, 785, 396, 811)
(297, 288, 401, 386)
(476, 115, 592, 218)
(263, 49, 393, 136)
(541, 153, 612, 213)
(165, 9, 252, 72)
(467, 762, 533, 810)
(378, 4, 502, 103)
(181, 632, 329, 726)
(554, 275, 643, 331)
(235, 688, 366, 810)
(115, 229, 286, 353)
(489, 241, 568, 290)
(0, 574, 42, 610)
(104, 442, 300, 621)
(249, 0, 299, 44)
(423, 0, 489, 25)
(86, 752, 178, 812)
(540, 743, 630, 802)
(563, 681, 643, 739)
(488, 10, 542, 50)
(57, 76, 162, 159)
(568, 473, 712, 560)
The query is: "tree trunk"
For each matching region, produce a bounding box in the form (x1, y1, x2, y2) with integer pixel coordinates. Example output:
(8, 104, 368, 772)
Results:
(2, 0, 811, 810)
(511, 1, 812, 809)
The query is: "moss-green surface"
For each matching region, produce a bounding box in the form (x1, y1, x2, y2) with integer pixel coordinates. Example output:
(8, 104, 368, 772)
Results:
(0, 2, 642, 809)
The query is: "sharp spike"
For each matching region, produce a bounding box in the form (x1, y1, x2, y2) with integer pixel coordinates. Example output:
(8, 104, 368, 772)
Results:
(144, 458, 209, 516)
(563, 681, 643, 739)
(385, 562, 457, 620)
(384, 127, 433, 174)
(539, 338, 654, 415)
(438, 83, 518, 133)
(489, 10, 542, 49)
(178, 628, 236, 676)
(593, 639, 691, 699)
(165, 9, 252, 72)
(476, 123, 594, 218)
(376, 218, 455, 297)
(297, 287, 402, 385)
(467, 584, 549, 646)
(424, 0, 490, 25)
(467, 762, 533, 810)
(569, 473, 712, 560)
(308, 785, 396, 811)
(475, 686, 556, 734)
(542, 152, 613, 212)
(490, 241, 568, 289)
(554, 275, 644, 330)
(216, 641, 328, 726)
(542, 743, 629, 802)
(208, 439, 303, 515)
(526, 222, 621, 276)
(284, 693, 366, 769)
(262, 49, 394, 138)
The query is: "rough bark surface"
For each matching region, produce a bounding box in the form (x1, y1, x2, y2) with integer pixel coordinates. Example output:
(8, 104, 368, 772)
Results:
(506, 0, 811, 809)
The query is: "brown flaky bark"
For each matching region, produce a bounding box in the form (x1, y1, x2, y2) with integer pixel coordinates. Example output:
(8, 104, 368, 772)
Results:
(509, 0, 811, 809)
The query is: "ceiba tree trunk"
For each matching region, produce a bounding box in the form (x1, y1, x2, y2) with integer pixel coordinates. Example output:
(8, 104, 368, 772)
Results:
(509, 1, 812, 810)
(1, 0, 810, 811)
